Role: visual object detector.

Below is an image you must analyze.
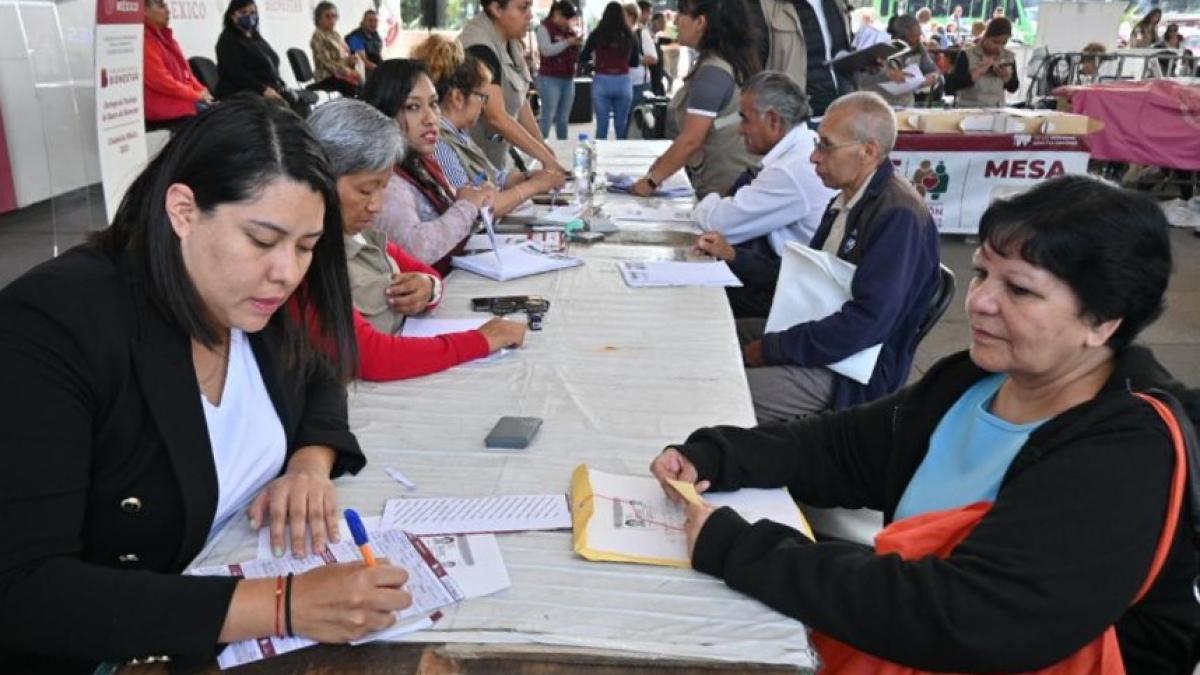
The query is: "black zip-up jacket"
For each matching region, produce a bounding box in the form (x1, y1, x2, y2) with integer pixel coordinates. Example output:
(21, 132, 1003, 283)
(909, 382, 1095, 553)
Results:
(677, 348, 1200, 673)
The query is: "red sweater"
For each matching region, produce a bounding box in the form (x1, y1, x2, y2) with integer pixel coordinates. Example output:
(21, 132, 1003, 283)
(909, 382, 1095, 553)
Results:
(143, 23, 208, 121)
(354, 242, 490, 381)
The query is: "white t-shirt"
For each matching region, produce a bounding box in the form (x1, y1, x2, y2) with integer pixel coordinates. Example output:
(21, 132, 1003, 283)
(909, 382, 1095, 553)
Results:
(629, 25, 656, 87)
(203, 329, 287, 539)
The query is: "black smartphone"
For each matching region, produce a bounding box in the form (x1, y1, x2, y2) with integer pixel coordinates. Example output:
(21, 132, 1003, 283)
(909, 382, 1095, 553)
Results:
(484, 416, 543, 449)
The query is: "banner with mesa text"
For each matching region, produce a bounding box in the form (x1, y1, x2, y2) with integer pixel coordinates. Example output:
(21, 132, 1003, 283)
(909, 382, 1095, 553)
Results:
(892, 134, 1090, 236)
(95, 0, 148, 223)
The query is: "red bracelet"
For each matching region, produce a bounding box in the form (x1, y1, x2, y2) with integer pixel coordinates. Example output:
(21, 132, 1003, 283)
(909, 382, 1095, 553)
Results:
(274, 575, 284, 637)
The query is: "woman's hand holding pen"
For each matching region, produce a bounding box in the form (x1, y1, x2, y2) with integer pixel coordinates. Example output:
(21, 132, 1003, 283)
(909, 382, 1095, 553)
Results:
(291, 562, 413, 642)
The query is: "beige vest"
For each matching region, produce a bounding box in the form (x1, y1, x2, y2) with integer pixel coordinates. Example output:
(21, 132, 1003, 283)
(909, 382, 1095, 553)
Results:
(459, 12, 532, 170)
(954, 44, 1015, 108)
(344, 230, 401, 335)
(668, 55, 759, 198)
(439, 117, 501, 184)
(759, 0, 853, 93)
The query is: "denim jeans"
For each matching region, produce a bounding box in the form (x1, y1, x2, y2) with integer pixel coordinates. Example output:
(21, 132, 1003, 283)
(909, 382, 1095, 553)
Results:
(592, 73, 633, 140)
(538, 75, 575, 140)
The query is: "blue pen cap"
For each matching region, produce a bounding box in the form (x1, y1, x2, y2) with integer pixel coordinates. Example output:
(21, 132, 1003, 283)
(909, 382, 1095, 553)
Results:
(344, 508, 370, 546)
(473, 171, 487, 187)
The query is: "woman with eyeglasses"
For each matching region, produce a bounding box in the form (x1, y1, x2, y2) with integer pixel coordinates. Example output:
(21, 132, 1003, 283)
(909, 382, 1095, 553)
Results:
(631, 0, 760, 198)
(413, 34, 565, 217)
(309, 1, 362, 98)
(214, 0, 287, 102)
(363, 59, 495, 274)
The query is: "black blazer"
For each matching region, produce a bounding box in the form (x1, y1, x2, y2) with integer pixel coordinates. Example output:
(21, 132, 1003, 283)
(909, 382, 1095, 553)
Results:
(215, 28, 285, 99)
(0, 245, 364, 672)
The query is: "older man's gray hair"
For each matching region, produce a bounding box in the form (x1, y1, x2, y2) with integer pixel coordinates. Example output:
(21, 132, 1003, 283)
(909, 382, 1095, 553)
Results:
(742, 70, 811, 129)
(824, 91, 897, 155)
(307, 99, 405, 176)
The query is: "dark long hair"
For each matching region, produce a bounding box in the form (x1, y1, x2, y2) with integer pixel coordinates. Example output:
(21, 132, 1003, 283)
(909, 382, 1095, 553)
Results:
(222, 0, 257, 34)
(362, 59, 454, 208)
(592, 2, 635, 52)
(679, 0, 760, 84)
(94, 97, 358, 382)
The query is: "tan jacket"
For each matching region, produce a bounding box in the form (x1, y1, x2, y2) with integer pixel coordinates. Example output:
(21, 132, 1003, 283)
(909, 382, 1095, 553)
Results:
(459, 12, 532, 169)
(344, 230, 401, 335)
(758, 0, 853, 93)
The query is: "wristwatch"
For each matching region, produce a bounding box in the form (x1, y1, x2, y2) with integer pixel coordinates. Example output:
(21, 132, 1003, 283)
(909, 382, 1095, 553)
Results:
(643, 174, 660, 190)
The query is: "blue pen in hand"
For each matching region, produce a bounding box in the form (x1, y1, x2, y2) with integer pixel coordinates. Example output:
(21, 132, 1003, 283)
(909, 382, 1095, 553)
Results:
(344, 508, 377, 566)
(472, 171, 487, 188)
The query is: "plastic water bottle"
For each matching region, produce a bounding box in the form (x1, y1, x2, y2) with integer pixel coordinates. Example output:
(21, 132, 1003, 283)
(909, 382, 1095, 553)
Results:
(573, 132, 592, 205)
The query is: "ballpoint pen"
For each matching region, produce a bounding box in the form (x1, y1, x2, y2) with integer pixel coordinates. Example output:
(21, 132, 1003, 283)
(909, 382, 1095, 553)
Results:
(344, 508, 377, 566)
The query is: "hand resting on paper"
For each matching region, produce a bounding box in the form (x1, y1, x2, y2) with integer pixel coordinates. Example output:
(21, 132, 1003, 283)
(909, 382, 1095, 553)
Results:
(479, 317, 528, 352)
(693, 232, 735, 262)
(247, 445, 342, 557)
(386, 272, 435, 315)
(291, 561, 413, 642)
(650, 447, 711, 503)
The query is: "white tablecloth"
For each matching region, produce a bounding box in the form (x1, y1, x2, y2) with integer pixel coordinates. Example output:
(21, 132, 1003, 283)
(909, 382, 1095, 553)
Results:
(193, 142, 819, 671)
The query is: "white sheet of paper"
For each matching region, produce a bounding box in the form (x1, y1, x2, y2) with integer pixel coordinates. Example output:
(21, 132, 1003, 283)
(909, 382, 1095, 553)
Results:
(617, 260, 743, 288)
(252, 519, 511, 601)
(579, 469, 809, 566)
(399, 316, 489, 338)
(878, 63, 928, 96)
(765, 241, 882, 385)
(465, 233, 528, 251)
(399, 316, 511, 364)
(541, 204, 586, 224)
(451, 243, 584, 282)
(381, 494, 572, 536)
(195, 527, 464, 669)
(602, 200, 694, 222)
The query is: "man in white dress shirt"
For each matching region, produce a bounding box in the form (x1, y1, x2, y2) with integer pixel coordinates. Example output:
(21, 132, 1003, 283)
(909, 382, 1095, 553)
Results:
(694, 70, 837, 318)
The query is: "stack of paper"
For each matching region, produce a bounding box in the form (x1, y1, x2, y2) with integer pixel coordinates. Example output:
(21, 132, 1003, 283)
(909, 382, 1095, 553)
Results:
(464, 233, 528, 251)
(570, 465, 813, 568)
(618, 260, 743, 288)
(601, 200, 694, 223)
(605, 173, 694, 198)
(452, 242, 583, 281)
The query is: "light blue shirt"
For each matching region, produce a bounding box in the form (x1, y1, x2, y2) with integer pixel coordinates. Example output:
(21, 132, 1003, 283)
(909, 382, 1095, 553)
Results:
(893, 374, 1047, 521)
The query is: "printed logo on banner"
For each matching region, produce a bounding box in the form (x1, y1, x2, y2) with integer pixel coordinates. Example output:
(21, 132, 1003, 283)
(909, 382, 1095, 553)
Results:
(909, 160, 950, 200)
(262, 0, 304, 12)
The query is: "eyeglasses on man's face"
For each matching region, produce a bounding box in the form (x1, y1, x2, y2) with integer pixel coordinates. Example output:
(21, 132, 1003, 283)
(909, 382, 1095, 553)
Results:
(813, 138, 864, 154)
(470, 90, 490, 104)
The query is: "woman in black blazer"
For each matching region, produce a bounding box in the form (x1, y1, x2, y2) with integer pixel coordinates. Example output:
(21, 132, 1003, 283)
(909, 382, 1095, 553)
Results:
(0, 99, 411, 672)
(215, 0, 288, 102)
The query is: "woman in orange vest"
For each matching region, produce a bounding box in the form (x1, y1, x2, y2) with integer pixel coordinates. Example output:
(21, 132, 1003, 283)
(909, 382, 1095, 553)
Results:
(652, 175, 1200, 674)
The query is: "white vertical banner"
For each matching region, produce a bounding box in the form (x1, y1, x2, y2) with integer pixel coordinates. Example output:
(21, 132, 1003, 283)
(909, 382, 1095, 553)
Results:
(95, 0, 148, 223)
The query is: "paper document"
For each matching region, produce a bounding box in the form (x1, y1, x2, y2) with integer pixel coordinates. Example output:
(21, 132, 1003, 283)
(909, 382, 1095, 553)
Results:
(540, 204, 586, 225)
(252, 517, 511, 601)
(878, 63, 928, 96)
(601, 200, 694, 222)
(451, 242, 583, 281)
(381, 494, 572, 535)
(570, 465, 812, 568)
(765, 241, 882, 385)
(193, 528, 466, 669)
(465, 233, 528, 251)
(605, 172, 694, 198)
(399, 316, 510, 363)
(618, 260, 743, 288)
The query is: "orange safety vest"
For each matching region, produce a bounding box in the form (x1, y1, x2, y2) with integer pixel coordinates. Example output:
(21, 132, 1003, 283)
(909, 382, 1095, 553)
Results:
(812, 392, 1190, 675)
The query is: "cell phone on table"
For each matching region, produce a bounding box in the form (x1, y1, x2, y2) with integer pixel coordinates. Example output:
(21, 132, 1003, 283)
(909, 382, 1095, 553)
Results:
(484, 416, 543, 449)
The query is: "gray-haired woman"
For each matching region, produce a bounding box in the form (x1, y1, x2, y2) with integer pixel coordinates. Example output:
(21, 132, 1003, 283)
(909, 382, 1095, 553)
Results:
(306, 99, 525, 382)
